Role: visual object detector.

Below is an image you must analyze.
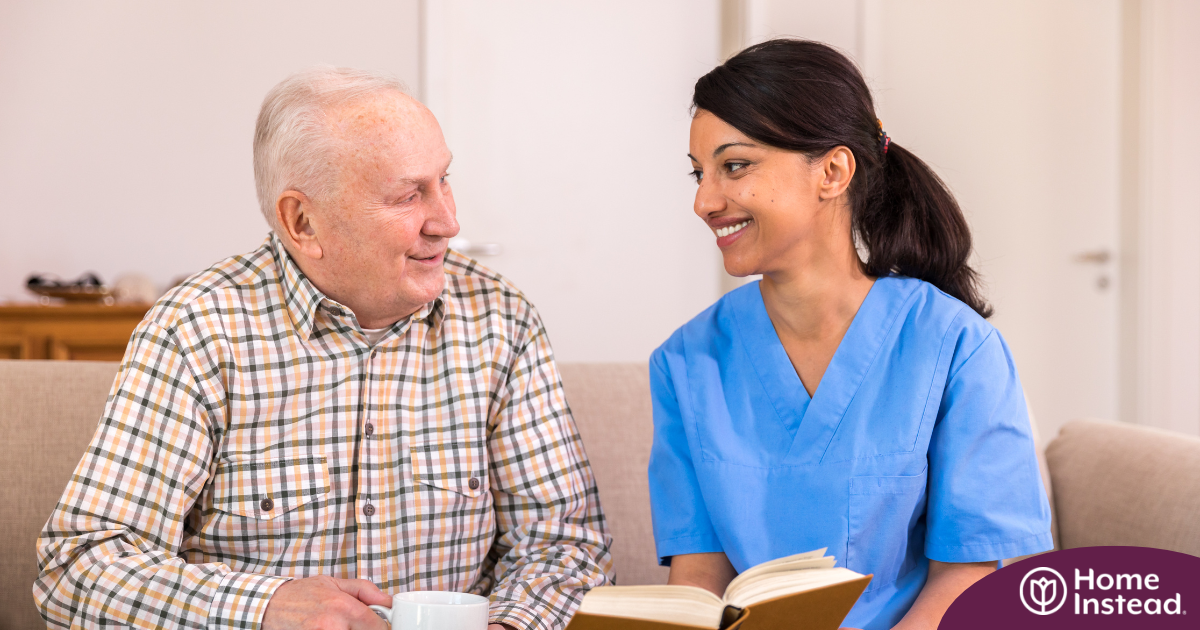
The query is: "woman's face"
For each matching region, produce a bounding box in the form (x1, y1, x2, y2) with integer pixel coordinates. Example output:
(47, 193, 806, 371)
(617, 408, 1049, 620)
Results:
(688, 109, 851, 279)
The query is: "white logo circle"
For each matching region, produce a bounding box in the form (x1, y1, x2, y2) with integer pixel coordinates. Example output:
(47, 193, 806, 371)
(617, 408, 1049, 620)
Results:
(1020, 567, 1068, 615)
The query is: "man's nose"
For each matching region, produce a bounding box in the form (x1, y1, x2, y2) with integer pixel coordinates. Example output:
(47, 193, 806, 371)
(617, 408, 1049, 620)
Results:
(424, 184, 460, 238)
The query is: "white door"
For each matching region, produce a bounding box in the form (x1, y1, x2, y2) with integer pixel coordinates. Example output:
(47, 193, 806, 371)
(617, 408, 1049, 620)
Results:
(420, 1, 723, 363)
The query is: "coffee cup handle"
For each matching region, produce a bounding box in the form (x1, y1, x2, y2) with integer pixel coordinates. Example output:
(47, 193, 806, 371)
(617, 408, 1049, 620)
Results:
(368, 605, 392, 626)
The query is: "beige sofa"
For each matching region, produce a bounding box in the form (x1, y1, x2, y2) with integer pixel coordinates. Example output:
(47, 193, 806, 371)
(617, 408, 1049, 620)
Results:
(3, 360, 1199, 629)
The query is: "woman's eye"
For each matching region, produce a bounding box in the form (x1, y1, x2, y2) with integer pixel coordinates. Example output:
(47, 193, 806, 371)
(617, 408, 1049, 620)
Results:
(727, 162, 748, 174)
(689, 169, 703, 183)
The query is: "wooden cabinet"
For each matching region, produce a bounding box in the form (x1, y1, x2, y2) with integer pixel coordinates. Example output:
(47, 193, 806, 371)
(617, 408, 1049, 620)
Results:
(0, 304, 151, 361)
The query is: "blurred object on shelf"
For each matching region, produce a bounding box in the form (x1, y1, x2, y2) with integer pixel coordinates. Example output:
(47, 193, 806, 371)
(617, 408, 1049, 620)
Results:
(26, 273, 113, 305)
(112, 273, 161, 304)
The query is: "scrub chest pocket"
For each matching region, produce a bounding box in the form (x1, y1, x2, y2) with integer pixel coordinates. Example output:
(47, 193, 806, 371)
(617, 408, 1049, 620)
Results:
(847, 469, 928, 593)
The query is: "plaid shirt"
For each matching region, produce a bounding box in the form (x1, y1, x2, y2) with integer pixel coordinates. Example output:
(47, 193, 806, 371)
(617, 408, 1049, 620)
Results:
(35, 235, 614, 630)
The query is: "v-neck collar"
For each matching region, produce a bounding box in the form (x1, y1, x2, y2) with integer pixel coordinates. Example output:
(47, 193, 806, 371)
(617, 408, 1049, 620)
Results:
(731, 282, 810, 440)
(730, 276, 918, 465)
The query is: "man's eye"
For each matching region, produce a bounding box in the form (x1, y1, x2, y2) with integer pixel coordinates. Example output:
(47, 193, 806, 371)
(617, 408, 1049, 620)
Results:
(689, 169, 703, 183)
(440, 173, 450, 184)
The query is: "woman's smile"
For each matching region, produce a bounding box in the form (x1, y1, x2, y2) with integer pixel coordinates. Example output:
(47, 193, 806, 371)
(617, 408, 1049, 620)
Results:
(713, 219, 752, 247)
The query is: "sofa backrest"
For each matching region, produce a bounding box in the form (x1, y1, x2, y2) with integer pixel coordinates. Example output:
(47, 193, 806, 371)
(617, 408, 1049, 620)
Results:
(1046, 419, 1200, 555)
(558, 363, 667, 586)
(0, 359, 119, 630)
(0, 360, 666, 630)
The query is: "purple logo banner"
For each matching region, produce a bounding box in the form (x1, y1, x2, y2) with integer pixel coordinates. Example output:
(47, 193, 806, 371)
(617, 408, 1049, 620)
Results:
(940, 546, 1200, 629)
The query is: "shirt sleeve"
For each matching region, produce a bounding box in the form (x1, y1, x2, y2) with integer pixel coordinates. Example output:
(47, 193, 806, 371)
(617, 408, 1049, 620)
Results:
(484, 308, 615, 630)
(33, 320, 290, 629)
(924, 326, 1054, 563)
(647, 343, 723, 566)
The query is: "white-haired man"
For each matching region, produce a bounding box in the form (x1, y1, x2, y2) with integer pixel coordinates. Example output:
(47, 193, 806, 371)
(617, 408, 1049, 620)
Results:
(35, 68, 613, 630)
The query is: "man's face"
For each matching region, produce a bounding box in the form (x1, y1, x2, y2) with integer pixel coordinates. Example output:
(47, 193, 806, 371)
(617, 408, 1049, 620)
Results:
(312, 93, 459, 326)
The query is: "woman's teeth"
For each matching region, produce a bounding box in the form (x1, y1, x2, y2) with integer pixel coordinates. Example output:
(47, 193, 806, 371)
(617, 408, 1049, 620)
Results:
(716, 221, 749, 238)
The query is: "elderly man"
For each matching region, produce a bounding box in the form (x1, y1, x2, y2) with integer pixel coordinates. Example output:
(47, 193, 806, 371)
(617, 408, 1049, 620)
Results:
(34, 67, 613, 630)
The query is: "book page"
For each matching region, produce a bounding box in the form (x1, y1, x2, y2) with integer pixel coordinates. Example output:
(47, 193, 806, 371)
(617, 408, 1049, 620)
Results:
(578, 585, 726, 629)
(726, 566, 865, 608)
(723, 548, 831, 600)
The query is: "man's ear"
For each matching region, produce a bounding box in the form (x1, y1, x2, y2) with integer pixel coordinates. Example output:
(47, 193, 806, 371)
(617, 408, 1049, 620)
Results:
(275, 191, 324, 259)
(818, 146, 856, 201)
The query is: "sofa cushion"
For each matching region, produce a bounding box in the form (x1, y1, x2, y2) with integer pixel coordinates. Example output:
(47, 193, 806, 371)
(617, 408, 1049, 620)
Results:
(1046, 419, 1200, 554)
(0, 359, 119, 630)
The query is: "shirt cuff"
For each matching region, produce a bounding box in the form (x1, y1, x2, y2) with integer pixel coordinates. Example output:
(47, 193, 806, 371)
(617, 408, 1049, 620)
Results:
(654, 532, 724, 566)
(926, 531, 1055, 564)
(206, 570, 293, 630)
(490, 600, 551, 630)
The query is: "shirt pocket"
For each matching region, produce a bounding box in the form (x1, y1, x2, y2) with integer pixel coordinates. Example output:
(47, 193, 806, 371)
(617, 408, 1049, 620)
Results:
(209, 454, 331, 554)
(409, 438, 492, 580)
(847, 468, 928, 593)
(410, 439, 488, 498)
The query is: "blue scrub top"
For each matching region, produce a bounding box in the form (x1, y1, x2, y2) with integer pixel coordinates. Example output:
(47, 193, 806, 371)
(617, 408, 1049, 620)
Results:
(648, 276, 1053, 630)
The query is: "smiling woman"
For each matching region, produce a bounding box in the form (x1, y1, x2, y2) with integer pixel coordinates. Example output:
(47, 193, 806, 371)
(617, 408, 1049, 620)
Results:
(688, 40, 989, 318)
(650, 39, 1053, 630)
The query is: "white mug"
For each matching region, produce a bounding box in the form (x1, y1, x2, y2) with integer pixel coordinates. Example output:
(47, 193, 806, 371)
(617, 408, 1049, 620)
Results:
(369, 591, 490, 629)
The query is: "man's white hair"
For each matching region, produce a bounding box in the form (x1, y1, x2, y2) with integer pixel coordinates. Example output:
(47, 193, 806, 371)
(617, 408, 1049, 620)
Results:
(253, 66, 408, 231)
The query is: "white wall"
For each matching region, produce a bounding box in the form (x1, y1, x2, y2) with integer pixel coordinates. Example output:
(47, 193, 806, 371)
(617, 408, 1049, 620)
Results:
(0, 1, 420, 302)
(422, 1, 722, 362)
(745, 0, 860, 59)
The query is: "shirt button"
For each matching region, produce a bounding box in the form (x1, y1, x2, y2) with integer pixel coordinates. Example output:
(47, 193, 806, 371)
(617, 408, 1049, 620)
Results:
(365, 422, 375, 437)
(363, 503, 376, 517)
(260, 497, 274, 512)
(468, 477, 480, 490)
(370, 349, 378, 359)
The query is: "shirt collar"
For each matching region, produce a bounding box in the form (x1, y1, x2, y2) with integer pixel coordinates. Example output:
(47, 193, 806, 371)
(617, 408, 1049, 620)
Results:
(271, 234, 447, 339)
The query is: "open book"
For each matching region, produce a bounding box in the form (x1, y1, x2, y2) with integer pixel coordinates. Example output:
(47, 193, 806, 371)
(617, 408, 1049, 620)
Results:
(566, 549, 871, 630)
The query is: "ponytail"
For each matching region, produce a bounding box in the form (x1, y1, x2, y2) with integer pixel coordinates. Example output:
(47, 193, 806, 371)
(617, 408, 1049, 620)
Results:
(693, 39, 992, 318)
(861, 142, 992, 317)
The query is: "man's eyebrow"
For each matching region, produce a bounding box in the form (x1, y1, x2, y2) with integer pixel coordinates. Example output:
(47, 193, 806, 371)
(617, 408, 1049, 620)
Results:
(393, 155, 454, 186)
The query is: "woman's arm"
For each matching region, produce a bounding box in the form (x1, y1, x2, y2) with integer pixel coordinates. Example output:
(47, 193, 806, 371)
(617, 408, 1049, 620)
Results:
(666, 552, 738, 596)
(889, 560, 994, 630)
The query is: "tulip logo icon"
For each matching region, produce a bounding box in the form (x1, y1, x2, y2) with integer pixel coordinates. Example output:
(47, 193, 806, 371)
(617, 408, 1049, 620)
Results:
(1020, 567, 1068, 615)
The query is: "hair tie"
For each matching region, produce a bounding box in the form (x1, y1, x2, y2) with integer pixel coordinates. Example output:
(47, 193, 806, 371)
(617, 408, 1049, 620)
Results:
(877, 118, 890, 155)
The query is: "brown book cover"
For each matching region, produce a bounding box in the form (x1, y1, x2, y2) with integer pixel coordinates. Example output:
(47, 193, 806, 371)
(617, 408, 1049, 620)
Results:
(565, 575, 872, 630)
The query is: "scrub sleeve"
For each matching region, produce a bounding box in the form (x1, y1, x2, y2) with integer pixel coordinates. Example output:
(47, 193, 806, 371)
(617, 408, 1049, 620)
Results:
(647, 346, 723, 565)
(925, 328, 1053, 562)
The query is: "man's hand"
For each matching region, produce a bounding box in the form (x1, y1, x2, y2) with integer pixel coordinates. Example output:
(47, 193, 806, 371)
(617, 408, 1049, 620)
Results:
(263, 576, 393, 630)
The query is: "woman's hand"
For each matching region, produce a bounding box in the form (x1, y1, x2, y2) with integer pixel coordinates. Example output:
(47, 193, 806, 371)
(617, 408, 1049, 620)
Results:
(891, 560, 994, 629)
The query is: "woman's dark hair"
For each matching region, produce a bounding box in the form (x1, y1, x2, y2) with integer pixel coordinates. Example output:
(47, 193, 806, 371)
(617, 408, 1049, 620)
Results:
(694, 39, 992, 318)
